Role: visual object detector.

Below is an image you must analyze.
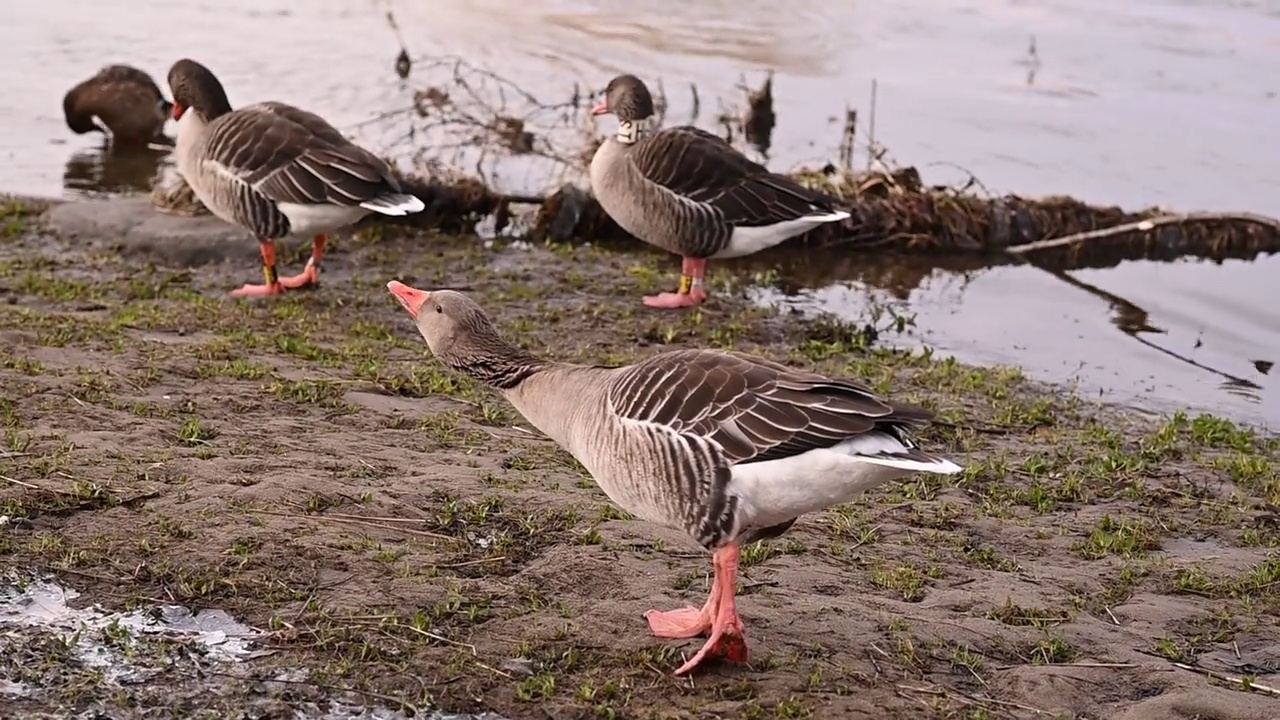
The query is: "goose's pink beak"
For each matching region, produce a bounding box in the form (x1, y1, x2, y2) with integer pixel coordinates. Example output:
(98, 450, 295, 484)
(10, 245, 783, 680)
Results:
(590, 98, 609, 116)
(172, 102, 186, 121)
(387, 280, 430, 318)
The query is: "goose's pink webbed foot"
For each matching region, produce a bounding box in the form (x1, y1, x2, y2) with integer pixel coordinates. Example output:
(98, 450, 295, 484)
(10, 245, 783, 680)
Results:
(645, 544, 750, 676)
(643, 288, 708, 309)
(278, 265, 320, 290)
(232, 240, 288, 297)
(279, 235, 326, 290)
(230, 282, 287, 297)
(644, 256, 709, 310)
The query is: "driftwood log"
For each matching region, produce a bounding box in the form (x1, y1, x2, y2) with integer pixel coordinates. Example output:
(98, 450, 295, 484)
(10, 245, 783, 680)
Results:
(372, 165, 1280, 273)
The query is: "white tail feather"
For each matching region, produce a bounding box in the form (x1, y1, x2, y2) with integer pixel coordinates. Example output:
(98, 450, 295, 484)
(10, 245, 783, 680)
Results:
(850, 454, 963, 474)
(727, 431, 964, 531)
(831, 434, 963, 475)
(716, 208, 851, 259)
(806, 209, 851, 223)
(361, 193, 426, 216)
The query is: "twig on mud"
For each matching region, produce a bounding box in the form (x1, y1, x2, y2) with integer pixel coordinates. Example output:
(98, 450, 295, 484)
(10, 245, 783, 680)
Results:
(0, 451, 31, 459)
(898, 684, 1049, 716)
(321, 512, 434, 524)
(1170, 662, 1280, 696)
(0, 474, 43, 490)
(900, 614, 1002, 642)
(995, 661, 1139, 670)
(475, 661, 514, 679)
(394, 623, 477, 655)
(246, 509, 457, 542)
(1006, 211, 1280, 255)
(437, 557, 506, 569)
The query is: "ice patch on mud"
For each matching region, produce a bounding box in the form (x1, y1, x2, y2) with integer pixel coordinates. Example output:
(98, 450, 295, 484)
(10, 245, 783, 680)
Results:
(0, 574, 259, 686)
(0, 573, 510, 719)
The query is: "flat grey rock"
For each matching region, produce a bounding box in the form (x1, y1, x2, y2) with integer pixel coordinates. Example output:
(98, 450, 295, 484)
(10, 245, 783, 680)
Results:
(44, 197, 257, 268)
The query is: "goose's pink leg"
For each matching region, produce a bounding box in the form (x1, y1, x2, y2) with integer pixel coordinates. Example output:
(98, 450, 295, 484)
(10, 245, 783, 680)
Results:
(644, 256, 709, 309)
(645, 544, 750, 676)
(231, 241, 287, 297)
(279, 234, 326, 289)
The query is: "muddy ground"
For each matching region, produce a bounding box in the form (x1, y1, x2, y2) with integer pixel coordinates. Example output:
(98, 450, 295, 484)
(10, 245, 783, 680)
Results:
(0, 195, 1277, 720)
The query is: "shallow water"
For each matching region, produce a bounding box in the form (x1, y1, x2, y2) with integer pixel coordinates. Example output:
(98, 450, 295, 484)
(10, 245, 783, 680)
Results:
(3, 0, 1278, 427)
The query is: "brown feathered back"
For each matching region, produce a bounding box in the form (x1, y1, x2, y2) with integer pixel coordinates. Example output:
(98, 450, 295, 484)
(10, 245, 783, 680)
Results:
(63, 64, 172, 147)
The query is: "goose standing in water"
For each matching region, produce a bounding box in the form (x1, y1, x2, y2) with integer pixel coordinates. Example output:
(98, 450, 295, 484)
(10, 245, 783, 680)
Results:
(588, 74, 850, 310)
(63, 64, 174, 149)
(167, 59, 425, 297)
(386, 282, 962, 676)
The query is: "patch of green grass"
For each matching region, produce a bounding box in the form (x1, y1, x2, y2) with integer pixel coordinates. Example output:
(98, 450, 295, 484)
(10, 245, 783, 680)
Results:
(268, 379, 351, 409)
(1027, 632, 1076, 665)
(985, 599, 1071, 628)
(870, 563, 940, 602)
(176, 417, 217, 447)
(1073, 515, 1160, 560)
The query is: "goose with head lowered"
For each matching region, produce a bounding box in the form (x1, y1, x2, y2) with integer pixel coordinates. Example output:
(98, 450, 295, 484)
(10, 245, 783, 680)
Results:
(588, 74, 850, 310)
(386, 282, 962, 676)
(63, 64, 174, 149)
(167, 58, 425, 297)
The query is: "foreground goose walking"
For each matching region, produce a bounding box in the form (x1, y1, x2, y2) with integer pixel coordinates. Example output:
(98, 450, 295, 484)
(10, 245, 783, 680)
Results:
(167, 59, 425, 297)
(589, 74, 851, 310)
(387, 282, 963, 676)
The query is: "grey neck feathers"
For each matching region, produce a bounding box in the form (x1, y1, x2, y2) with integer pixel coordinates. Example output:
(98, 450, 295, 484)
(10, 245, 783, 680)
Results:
(443, 335, 546, 390)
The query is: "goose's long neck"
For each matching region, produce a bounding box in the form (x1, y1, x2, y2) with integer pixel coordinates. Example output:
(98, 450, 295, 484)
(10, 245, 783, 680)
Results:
(500, 363, 614, 456)
(447, 338, 545, 392)
(174, 110, 210, 176)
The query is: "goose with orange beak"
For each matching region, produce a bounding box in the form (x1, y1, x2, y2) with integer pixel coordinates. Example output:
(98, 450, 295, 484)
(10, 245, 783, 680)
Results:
(386, 280, 962, 676)
(168, 58, 425, 298)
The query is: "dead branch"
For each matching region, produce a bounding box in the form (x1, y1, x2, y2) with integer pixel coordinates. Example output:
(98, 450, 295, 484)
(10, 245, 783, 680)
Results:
(1007, 212, 1280, 255)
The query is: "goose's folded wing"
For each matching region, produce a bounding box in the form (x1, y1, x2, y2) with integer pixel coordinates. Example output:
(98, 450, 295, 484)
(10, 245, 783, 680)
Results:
(201, 102, 402, 207)
(605, 348, 925, 465)
(95, 65, 165, 98)
(84, 83, 164, 135)
(628, 126, 842, 227)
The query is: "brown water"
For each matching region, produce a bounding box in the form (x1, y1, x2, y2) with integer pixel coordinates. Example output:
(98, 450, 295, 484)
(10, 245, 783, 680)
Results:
(4, 0, 1279, 428)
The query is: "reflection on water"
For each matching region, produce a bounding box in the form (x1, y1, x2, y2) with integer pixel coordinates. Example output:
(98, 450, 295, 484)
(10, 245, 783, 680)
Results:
(1, 0, 1278, 426)
(62, 144, 169, 197)
(749, 249, 1279, 427)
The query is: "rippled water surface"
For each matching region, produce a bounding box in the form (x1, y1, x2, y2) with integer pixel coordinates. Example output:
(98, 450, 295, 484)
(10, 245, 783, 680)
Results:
(3, 0, 1278, 426)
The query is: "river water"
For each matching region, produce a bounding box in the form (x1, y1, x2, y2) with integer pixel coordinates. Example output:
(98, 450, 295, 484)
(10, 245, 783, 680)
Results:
(3, 0, 1278, 428)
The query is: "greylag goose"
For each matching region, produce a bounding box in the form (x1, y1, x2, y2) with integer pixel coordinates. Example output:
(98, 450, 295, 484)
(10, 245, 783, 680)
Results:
(386, 282, 963, 676)
(588, 74, 850, 310)
(167, 58, 425, 297)
(63, 64, 174, 149)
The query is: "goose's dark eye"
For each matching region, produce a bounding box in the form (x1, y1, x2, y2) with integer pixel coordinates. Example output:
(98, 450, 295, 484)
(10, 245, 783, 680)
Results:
(435, 304, 443, 314)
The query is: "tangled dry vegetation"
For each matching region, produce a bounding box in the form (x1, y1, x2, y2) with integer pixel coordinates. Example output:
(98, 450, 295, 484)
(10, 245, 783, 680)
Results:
(0, 196, 1277, 719)
(305, 53, 1280, 277)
